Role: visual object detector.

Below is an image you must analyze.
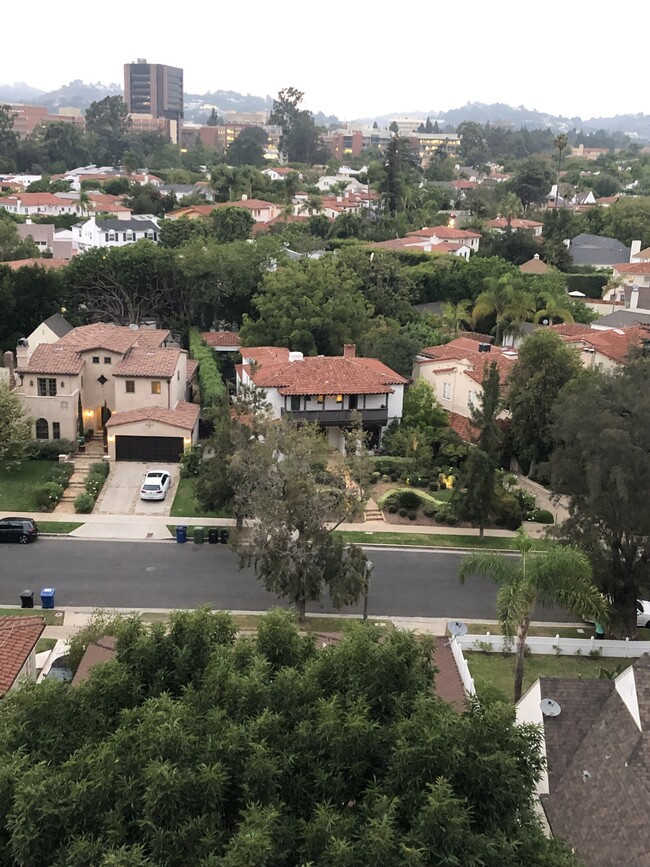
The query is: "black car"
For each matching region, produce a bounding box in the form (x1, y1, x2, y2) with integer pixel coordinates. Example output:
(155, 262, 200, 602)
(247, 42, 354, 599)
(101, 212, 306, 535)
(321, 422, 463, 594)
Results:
(0, 518, 39, 543)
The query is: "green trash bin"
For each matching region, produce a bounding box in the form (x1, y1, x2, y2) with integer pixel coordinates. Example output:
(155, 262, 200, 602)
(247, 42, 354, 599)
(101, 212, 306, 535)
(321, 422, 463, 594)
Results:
(193, 526, 205, 545)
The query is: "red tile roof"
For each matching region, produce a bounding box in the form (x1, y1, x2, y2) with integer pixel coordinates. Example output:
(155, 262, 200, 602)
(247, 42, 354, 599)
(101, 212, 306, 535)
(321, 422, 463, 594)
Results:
(549, 323, 596, 337)
(613, 262, 650, 274)
(418, 337, 517, 385)
(58, 324, 168, 354)
(407, 225, 480, 240)
(105, 401, 200, 431)
(16, 344, 84, 375)
(114, 348, 182, 378)
(167, 204, 216, 219)
(3, 258, 69, 271)
(487, 217, 543, 230)
(3, 193, 72, 206)
(446, 411, 478, 442)
(201, 331, 241, 348)
(0, 616, 45, 696)
(213, 199, 276, 211)
(186, 359, 199, 380)
(579, 326, 644, 364)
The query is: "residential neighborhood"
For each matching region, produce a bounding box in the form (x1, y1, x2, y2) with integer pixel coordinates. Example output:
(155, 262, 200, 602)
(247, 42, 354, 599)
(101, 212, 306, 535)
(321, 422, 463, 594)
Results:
(2, 40, 650, 867)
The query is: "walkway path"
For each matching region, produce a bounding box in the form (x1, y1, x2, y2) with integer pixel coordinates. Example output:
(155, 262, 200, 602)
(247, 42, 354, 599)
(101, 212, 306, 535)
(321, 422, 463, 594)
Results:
(515, 474, 569, 525)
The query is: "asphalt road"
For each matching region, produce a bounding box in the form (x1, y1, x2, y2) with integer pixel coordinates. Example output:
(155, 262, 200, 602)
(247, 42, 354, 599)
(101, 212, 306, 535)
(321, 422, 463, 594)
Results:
(0, 538, 573, 622)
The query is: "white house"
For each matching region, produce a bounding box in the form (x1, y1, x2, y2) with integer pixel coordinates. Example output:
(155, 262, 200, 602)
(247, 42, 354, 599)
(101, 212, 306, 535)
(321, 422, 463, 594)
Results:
(72, 216, 160, 253)
(0, 193, 80, 217)
(262, 167, 303, 182)
(236, 344, 406, 451)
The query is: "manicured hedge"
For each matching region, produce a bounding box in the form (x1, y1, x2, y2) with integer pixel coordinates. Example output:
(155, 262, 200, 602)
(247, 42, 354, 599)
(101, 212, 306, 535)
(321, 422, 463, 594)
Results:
(565, 273, 609, 299)
(189, 329, 227, 407)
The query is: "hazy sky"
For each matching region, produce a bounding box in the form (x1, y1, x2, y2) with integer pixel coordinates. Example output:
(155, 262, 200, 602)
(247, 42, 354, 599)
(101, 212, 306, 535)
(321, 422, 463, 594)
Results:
(5, 0, 647, 121)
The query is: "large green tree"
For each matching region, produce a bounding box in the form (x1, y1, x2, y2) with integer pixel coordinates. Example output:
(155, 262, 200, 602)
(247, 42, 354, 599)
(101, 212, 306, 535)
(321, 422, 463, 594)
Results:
(85, 95, 131, 164)
(508, 329, 582, 476)
(460, 529, 608, 700)
(548, 359, 650, 636)
(0, 381, 32, 470)
(0, 607, 579, 865)
(472, 274, 535, 346)
(454, 446, 495, 538)
(208, 206, 255, 243)
(226, 125, 268, 167)
(269, 87, 326, 164)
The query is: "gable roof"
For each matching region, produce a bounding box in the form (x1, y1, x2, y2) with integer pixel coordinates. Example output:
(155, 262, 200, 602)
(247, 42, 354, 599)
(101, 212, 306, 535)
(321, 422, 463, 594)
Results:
(58, 324, 168, 354)
(105, 401, 200, 431)
(570, 233, 631, 265)
(519, 256, 551, 274)
(71, 635, 117, 686)
(417, 337, 517, 386)
(487, 217, 543, 231)
(0, 616, 45, 696)
(113, 348, 183, 379)
(42, 313, 73, 338)
(613, 261, 650, 275)
(201, 331, 241, 348)
(17, 343, 84, 375)
(407, 225, 481, 240)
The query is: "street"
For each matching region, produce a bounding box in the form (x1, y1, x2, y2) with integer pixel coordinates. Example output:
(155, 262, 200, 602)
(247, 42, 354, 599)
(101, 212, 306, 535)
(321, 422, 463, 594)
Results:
(0, 538, 574, 622)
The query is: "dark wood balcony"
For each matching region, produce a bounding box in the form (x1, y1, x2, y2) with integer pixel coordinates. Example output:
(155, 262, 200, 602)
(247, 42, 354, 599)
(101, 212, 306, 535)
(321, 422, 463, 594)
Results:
(281, 407, 389, 426)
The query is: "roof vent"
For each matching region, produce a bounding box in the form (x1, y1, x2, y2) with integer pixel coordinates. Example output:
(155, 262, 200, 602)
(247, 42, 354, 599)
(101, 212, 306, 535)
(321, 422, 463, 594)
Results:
(288, 351, 304, 363)
(478, 343, 491, 353)
(540, 698, 562, 717)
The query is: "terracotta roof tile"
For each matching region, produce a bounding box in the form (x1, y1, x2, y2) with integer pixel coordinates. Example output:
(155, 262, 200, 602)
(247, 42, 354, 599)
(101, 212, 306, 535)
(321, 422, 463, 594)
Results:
(248, 353, 407, 395)
(407, 225, 481, 240)
(0, 616, 45, 695)
(201, 331, 241, 348)
(105, 401, 199, 431)
(418, 337, 516, 386)
(16, 344, 84, 375)
(446, 411, 478, 442)
(613, 262, 650, 274)
(114, 348, 182, 378)
(186, 359, 199, 380)
(579, 326, 644, 363)
(549, 323, 595, 337)
(58, 324, 168, 354)
(487, 217, 544, 230)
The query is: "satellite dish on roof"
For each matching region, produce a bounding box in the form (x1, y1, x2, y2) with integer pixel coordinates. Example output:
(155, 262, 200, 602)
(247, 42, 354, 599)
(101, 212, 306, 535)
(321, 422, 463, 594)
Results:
(448, 620, 468, 637)
(540, 698, 562, 717)
(128, 323, 139, 331)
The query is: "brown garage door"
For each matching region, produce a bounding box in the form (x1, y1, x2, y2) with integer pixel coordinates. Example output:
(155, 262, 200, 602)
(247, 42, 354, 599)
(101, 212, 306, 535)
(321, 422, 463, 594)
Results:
(115, 436, 184, 462)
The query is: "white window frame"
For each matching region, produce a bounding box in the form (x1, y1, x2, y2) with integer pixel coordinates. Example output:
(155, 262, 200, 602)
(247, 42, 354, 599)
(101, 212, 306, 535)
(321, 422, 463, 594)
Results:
(442, 382, 451, 401)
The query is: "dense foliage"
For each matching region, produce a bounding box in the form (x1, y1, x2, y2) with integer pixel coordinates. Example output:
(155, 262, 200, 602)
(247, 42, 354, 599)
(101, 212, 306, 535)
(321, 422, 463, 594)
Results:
(189, 329, 226, 406)
(0, 608, 578, 865)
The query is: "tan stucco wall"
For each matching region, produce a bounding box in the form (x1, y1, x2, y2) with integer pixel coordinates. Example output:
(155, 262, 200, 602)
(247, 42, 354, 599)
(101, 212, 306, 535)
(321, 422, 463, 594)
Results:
(113, 353, 187, 413)
(415, 362, 478, 418)
(18, 391, 79, 442)
(78, 351, 117, 422)
(107, 418, 196, 460)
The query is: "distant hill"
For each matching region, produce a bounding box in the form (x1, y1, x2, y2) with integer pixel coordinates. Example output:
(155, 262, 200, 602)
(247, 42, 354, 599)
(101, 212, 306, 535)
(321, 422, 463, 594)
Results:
(1, 81, 649, 139)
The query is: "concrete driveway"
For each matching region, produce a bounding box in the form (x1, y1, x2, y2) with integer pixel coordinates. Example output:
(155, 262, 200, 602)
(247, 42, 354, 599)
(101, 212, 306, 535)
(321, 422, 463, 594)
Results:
(94, 462, 180, 516)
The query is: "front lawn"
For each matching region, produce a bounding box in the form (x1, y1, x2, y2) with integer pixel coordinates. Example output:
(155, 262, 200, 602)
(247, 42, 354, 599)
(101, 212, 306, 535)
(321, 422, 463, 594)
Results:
(38, 522, 83, 534)
(466, 653, 627, 703)
(337, 531, 552, 550)
(169, 477, 231, 519)
(0, 462, 59, 511)
(0, 607, 64, 626)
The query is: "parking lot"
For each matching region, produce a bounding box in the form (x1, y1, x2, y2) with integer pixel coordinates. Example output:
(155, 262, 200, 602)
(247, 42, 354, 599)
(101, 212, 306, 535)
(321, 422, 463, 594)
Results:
(94, 462, 180, 516)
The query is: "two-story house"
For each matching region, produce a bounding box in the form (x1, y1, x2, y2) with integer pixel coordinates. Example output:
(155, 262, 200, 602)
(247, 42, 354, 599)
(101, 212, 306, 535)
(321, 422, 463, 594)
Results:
(406, 225, 481, 253)
(236, 344, 406, 451)
(72, 216, 160, 253)
(13, 322, 199, 462)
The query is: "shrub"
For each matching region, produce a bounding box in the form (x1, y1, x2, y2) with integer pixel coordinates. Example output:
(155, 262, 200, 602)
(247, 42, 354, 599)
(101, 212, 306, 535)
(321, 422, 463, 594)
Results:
(407, 511, 417, 521)
(533, 508, 554, 524)
(435, 511, 447, 523)
(28, 439, 76, 461)
(190, 329, 226, 407)
(74, 492, 95, 513)
(49, 463, 73, 485)
(36, 482, 65, 510)
(370, 456, 412, 475)
(445, 514, 458, 526)
(423, 504, 437, 518)
(89, 461, 110, 478)
(389, 472, 399, 482)
(428, 481, 439, 491)
(397, 490, 422, 510)
(398, 508, 408, 517)
(387, 504, 398, 514)
(369, 475, 377, 484)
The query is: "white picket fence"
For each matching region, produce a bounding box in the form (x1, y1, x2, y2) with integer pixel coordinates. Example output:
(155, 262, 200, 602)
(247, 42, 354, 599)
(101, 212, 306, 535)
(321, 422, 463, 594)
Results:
(457, 631, 649, 658)
(448, 636, 476, 695)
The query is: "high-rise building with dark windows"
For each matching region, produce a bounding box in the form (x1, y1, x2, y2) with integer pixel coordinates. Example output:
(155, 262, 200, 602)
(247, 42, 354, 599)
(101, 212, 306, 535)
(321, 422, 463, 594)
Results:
(124, 60, 183, 143)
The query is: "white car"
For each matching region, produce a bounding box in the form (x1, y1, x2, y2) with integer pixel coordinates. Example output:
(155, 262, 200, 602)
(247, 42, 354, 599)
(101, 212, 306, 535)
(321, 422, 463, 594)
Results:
(140, 470, 171, 501)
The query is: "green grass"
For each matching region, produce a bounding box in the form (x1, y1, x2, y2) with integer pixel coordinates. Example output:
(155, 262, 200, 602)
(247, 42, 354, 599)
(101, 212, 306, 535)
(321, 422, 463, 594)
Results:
(35, 638, 57, 653)
(336, 531, 553, 550)
(376, 486, 450, 510)
(38, 522, 83, 534)
(169, 477, 231, 519)
(460, 623, 590, 639)
(0, 462, 59, 511)
(467, 653, 627, 703)
(139, 610, 394, 633)
(0, 607, 64, 625)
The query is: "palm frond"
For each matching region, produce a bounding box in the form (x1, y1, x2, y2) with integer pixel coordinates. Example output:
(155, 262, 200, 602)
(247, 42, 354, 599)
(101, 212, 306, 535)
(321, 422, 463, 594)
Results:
(458, 553, 519, 587)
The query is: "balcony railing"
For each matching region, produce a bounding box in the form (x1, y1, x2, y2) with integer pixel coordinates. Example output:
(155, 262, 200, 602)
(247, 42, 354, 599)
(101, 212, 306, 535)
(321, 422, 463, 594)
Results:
(281, 407, 388, 426)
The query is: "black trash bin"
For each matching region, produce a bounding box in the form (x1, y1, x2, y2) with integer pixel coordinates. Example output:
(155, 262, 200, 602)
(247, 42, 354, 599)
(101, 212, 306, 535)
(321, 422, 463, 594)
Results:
(20, 590, 34, 609)
(220, 528, 229, 545)
(176, 525, 187, 544)
(208, 528, 219, 544)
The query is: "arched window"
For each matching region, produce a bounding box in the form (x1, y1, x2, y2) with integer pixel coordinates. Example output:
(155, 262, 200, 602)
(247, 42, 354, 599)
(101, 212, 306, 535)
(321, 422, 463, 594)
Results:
(35, 418, 49, 439)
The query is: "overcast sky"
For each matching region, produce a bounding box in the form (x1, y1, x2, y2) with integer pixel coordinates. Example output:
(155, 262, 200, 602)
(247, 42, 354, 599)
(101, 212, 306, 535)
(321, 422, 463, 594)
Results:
(5, 0, 646, 121)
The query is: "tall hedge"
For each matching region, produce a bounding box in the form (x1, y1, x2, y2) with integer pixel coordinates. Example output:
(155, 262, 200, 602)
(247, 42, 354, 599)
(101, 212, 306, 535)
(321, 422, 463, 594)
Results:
(565, 273, 609, 299)
(189, 329, 226, 406)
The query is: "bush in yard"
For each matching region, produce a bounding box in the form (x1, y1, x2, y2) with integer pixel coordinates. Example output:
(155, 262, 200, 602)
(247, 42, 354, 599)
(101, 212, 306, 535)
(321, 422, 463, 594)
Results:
(435, 510, 447, 523)
(189, 329, 226, 407)
(399, 507, 408, 517)
(49, 463, 74, 486)
(429, 481, 439, 491)
(533, 508, 554, 524)
(390, 471, 399, 482)
(423, 504, 437, 518)
(74, 492, 95, 513)
(397, 490, 422, 510)
(28, 439, 76, 461)
(387, 504, 398, 514)
(89, 461, 110, 478)
(445, 514, 458, 526)
(36, 482, 64, 510)
(407, 510, 417, 520)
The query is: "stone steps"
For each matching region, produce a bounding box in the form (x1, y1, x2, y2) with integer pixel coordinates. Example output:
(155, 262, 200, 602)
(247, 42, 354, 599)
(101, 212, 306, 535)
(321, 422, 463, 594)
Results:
(364, 511, 384, 522)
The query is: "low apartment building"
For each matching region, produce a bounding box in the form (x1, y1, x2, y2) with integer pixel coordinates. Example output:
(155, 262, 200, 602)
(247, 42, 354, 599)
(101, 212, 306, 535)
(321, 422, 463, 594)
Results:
(236, 343, 406, 451)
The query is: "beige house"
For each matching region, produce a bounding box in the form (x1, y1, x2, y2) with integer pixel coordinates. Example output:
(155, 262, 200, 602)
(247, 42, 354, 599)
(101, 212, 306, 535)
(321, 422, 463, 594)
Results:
(13, 321, 199, 462)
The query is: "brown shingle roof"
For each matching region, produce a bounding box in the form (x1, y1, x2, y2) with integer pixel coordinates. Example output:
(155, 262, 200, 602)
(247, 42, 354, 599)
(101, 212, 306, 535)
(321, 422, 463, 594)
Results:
(0, 616, 45, 695)
(114, 348, 182, 378)
(71, 635, 117, 685)
(105, 401, 199, 431)
(519, 256, 551, 274)
(16, 344, 84, 375)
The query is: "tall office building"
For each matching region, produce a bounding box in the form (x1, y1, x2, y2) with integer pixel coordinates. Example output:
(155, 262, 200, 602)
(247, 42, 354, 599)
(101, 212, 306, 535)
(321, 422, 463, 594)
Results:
(124, 60, 183, 143)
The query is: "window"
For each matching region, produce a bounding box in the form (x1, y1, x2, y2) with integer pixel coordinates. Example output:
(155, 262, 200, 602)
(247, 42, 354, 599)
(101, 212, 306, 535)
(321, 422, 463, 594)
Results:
(37, 378, 56, 397)
(349, 394, 358, 410)
(104, 357, 111, 364)
(92, 356, 100, 364)
(151, 381, 161, 395)
(442, 382, 451, 401)
(125, 380, 135, 394)
(467, 389, 475, 407)
(316, 394, 324, 404)
(290, 395, 301, 412)
(35, 418, 49, 439)
(52, 422, 60, 440)
(336, 394, 343, 404)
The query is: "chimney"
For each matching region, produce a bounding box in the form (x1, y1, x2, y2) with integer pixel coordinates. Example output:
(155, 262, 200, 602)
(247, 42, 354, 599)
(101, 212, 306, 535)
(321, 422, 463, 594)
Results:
(343, 344, 356, 359)
(241, 194, 248, 201)
(630, 240, 642, 261)
(3, 351, 15, 389)
(630, 286, 639, 310)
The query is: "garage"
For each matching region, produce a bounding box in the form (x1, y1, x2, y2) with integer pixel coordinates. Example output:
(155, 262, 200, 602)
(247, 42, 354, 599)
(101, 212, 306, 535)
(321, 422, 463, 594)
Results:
(115, 435, 184, 463)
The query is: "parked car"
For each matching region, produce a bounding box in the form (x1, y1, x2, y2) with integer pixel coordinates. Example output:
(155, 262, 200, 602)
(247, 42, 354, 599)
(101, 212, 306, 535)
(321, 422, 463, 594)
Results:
(140, 470, 171, 501)
(0, 517, 39, 544)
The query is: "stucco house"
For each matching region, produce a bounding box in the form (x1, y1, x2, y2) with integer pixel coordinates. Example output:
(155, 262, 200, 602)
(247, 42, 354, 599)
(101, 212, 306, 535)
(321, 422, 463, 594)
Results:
(0, 617, 45, 697)
(236, 344, 406, 451)
(12, 322, 199, 462)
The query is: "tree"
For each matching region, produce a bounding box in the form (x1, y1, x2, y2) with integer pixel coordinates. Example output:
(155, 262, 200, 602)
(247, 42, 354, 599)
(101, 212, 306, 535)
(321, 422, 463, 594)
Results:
(470, 359, 503, 461)
(454, 447, 495, 537)
(510, 158, 554, 209)
(0, 381, 31, 470)
(554, 134, 569, 208)
(548, 360, 650, 636)
(508, 329, 582, 477)
(388, 120, 399, 133)
(226, 126, 268, 167)
(231, 421, 367, 622)
(0, 104, 18, 170)
(0, 607, 580, 865)
(209, 206, 255, 243)
(195, 397, 235, 512)
(269, 87, 325, 164)
(460, 529, 608, 700)
(500, 191, 523, 227)
(457, 120, 488, 166)
(472, 274, 532, 346)
(0, 219, 39, 262)
(534, 288, 575, 325)
(441, 298, 472, 336)
(206, 107, 222, 126)
(85, 96, 131, 164)
(378, 134, 404, 215)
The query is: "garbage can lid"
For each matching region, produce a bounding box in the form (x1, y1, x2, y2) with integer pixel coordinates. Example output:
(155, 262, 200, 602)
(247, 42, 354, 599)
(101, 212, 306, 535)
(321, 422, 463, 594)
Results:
(176, 525, 187, 529)
(40, 588, 55, 595)
(21, 589, 33, 595)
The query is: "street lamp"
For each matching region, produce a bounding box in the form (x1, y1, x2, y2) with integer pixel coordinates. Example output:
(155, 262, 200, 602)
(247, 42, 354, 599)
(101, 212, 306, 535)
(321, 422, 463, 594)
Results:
(363, 559, 373, 622)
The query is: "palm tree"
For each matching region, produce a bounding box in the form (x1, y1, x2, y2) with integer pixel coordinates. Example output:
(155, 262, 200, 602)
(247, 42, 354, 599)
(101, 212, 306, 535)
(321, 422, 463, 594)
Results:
(77, 188, 91, 217)
(472, 275, 530, 346)
(441, 299, 472, 336)
(299, 194, 323, 216)
(554, 134, 569, 208)
(459, 529, 609, 701)
(534, 289, 575, 325)
(502, 289, 536, 341)
(500, 192, 523, 228)
(210, 164, 235, 202)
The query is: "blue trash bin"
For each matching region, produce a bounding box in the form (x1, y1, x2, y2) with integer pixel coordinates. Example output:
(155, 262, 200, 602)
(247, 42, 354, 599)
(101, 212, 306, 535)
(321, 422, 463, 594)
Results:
(176, 525, 187, 544)
(40, 587, 55, 610)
